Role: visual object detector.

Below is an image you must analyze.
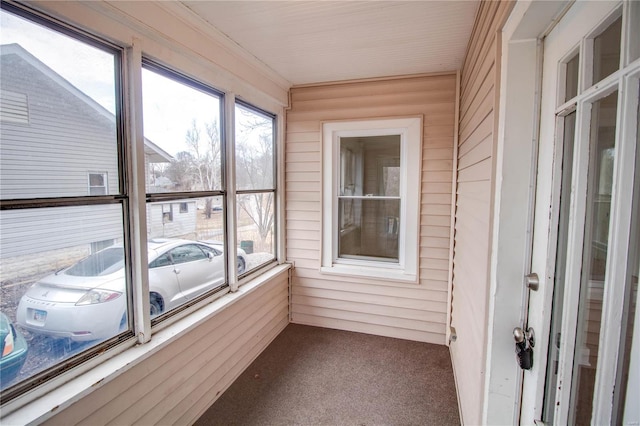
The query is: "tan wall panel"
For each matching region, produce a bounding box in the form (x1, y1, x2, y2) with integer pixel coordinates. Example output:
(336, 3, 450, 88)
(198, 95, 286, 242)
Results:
(451, 1, 514, 425)
(286, 74, 456, 343)
(43, 270, 289, 426)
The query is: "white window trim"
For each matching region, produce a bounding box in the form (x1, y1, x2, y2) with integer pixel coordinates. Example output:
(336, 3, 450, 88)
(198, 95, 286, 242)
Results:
(321, 117, 422, 283)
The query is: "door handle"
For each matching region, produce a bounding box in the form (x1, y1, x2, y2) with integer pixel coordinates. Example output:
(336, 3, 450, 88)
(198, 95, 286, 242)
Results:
(174, 268, 180, 274)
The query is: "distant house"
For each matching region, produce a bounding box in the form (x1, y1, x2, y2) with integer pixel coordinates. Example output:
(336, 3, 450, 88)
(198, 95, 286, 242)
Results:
(0, 44, 195, 277)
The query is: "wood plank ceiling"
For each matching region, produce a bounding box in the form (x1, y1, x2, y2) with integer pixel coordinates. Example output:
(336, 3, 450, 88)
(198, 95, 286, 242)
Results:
(180, 1, 480, 86)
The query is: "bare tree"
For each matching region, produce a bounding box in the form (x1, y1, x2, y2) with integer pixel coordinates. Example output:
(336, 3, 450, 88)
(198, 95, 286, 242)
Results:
(235, 108, 274, 248)
(164, 119, 222, 218)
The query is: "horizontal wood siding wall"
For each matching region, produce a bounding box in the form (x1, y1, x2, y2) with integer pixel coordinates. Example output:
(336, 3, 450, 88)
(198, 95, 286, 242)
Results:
(42, 269, 289, 425)
(286, 75, 456, 344)
(450, 1, 513, 424)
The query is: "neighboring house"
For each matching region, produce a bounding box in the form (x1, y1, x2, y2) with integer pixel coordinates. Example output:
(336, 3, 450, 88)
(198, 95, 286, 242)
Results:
(1, 2, 638, 426)
(0, 43, 186, 275)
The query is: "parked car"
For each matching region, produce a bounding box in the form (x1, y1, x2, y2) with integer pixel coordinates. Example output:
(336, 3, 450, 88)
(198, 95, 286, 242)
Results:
(17, 239, 246, 342)
(0, 312, 28, 387)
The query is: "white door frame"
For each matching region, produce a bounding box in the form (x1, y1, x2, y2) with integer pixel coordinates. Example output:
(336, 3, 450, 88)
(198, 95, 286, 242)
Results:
(487, 0, 640, 424)
(483, 1, 571, 424)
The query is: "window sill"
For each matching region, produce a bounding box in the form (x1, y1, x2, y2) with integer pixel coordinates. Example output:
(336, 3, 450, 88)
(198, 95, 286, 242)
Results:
(320, 264, 417, 283)
(1, 263, 291, 425)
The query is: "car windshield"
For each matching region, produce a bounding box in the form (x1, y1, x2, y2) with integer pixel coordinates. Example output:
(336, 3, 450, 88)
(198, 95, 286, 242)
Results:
(65, 247, 124, 277)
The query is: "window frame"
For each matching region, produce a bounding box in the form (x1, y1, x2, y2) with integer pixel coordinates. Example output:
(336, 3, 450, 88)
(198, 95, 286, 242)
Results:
(234, 99, 278, 278)
(0, 2, 282, 409)
(321, 117, 422, 283)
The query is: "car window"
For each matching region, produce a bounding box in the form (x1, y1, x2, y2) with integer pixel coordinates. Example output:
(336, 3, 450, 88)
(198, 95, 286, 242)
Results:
(199, 244, 221, 257)
(149, 253, 172, 268)
(65, 247, 124, 276)
(168, 244, 207, 265)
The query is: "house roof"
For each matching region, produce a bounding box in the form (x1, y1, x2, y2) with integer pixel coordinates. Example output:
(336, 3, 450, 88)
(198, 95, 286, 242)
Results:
(0, 43, 172, 163)
(180, 1, 480, 86)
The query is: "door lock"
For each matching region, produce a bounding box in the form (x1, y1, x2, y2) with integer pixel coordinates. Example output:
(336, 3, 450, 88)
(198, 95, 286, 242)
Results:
(514, 326, 535, 370)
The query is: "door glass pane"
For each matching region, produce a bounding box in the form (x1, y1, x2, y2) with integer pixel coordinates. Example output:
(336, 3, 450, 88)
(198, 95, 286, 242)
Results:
(592, 16, 622, 84)
(571, 90, 618, 424)
(543, 111, 577, 423)
(565, 53, 580, 102)
(613, 83, 640, 424)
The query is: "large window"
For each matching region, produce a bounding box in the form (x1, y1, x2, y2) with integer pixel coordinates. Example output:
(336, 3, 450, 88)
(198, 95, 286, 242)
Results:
(0, 4, 126, 396)
(0, 3, 278, 404)
(321, 118, 422, 282)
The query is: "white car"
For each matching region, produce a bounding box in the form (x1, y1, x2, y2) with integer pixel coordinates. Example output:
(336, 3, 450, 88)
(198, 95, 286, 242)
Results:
(17, 239, 246, 342)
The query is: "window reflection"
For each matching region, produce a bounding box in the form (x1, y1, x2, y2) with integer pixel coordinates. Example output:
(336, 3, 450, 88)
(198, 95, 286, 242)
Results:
(571, 90, 618, 425)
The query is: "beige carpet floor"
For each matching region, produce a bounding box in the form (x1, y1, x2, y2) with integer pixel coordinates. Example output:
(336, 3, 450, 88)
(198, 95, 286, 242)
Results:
(196, 324, 460, 426)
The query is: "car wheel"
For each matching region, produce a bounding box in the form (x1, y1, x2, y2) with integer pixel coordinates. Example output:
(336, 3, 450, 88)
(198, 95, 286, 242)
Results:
(149, 293, 164, 317)
(237, 256, 246, 274)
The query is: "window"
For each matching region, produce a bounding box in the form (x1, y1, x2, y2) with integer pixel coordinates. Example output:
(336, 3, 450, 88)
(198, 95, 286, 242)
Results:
(88, 172, 107, 195)
(0, 4, 126, 396)
(142, 63, 226, 319)
(322, 118, 422, 282)
(235, 102, 277, 275)
(0, 3, 279, 405)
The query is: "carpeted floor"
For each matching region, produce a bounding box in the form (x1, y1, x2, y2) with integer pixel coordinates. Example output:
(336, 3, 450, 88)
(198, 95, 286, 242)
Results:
(195, 324, 460, 425)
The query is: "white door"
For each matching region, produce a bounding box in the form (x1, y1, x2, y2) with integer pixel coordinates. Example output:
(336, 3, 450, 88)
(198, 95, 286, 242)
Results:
(522, 1, 640, 424)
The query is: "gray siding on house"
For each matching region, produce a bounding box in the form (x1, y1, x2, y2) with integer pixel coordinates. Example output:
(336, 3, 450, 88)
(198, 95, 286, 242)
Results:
(0, 46, 123, 261)
(147, 201, 198, 239)
(450, 2, 514, 424)
(0, 47, 119, 199)
(286, 75, 456, 344)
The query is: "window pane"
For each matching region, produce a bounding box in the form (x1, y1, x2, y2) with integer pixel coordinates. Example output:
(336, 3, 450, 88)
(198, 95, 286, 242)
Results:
(235, 104, 274, 191)
(0, 205, 126, 391)
(592, 16, 622, 84)
(340, 135, 401, 197)
(613, 83, 640, 424)
(571, 90, 618, 424)
(565, 53, 580, 102)
(146, 196, 227, 317)
(237, 192, 275, 274)
(338, 199, 400, 262)
(142, 67, 222, 194)
(0, 10, 118, 199)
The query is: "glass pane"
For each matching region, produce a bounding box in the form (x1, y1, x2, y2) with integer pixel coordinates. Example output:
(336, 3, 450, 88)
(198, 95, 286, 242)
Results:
(592, 16, 622, 84)
(237, 192, 275, 274)
(0, 205, 126, 391)
(142, 67, 222, 194)
(565, 53, 580, 102)
(338, 199, 400, 262)
(146, 196, 227, 317)
(235, 104, 274, 191)
(571, 90, 618, 424)
(543, 112, 577, 423)
(0, 10, 118, 199)
(613, 83, 640, 424)
(340, 135, 401, 197)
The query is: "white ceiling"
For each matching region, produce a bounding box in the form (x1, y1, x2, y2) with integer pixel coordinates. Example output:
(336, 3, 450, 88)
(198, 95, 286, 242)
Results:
(180, 1, 479, 86)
